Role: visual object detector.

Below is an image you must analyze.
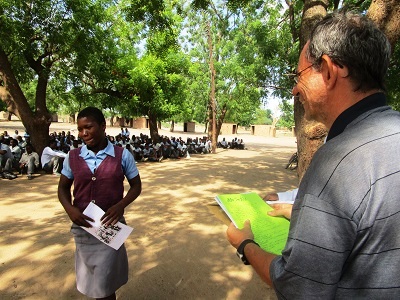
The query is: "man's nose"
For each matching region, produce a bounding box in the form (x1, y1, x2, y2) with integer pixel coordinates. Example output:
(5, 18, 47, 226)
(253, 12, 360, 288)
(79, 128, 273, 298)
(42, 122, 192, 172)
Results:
(292, 84, 299, 97)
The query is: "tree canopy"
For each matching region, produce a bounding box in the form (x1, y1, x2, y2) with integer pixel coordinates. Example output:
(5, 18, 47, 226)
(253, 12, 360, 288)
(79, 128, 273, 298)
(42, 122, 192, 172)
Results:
(1, 0, 399, 155)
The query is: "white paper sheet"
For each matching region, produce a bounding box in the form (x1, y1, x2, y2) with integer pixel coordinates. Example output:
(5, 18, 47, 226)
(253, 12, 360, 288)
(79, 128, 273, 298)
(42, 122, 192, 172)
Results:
(81, 202, 133, 250)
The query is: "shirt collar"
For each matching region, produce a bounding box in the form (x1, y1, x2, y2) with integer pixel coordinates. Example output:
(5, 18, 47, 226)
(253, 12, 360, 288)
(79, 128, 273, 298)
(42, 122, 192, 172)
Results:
(80, 140, 116, 157)
(326, 92, 387, 141)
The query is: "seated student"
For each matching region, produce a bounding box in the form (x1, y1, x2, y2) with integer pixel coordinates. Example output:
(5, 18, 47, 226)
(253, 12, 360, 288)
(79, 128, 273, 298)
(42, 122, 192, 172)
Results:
(2, 131, 10, 140)
(237, 139, 245, 150)
(10, 138, 22, 169)
(19, 144, 40, 180)
(186, 138, 198, 154)
(161, 142, 172, 159)
(146, 144, 162, 162)
(152, 142, 163, 160)
(230, 137, 239, 149)
(204, 138, 212, 153)
(218, 137, 229, 149)
(133, 143, 145, 161)
(16, 136, 25, 151)
(115, 134, 124, 146)
(20, 135, 31, 151)
(130, 135, 139, 144)
(142, 144, 151, 160)
(124, 127, 130, 139)
(177, 140, 188, 158)
(196, 138, 206, 154)
(12, 130, 19, 139)
(108, 135, 116, 144)
(125, 143, 135, 158)
(41, 140, 67, 175)
(0, 138, 17, 179)
(69, 139, 80, 150)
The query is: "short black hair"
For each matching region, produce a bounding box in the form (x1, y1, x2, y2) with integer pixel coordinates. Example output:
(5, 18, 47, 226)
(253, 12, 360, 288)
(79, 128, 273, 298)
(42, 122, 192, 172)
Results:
(77, 107, 106, 125)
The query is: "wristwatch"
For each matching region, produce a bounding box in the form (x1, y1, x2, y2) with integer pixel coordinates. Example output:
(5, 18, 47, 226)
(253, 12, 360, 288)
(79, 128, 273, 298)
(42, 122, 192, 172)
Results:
(236, 239, 259, 265)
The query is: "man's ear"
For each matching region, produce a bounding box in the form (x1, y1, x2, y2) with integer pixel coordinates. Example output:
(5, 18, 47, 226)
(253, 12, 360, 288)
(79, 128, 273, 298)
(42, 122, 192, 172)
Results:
(321, 54, 338, 90)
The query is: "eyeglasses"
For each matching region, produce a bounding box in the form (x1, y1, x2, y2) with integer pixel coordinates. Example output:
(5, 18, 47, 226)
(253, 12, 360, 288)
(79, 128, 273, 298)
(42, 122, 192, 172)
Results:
(288, 64, 314, 84)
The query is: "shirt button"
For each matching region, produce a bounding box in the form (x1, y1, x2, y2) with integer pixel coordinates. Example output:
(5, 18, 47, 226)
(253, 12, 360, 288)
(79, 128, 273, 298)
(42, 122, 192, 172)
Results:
(92, 177, 96, 181)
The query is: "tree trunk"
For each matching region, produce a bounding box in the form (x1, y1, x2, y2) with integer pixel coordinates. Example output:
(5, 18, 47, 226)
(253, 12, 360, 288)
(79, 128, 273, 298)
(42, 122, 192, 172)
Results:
(148, 111, 159, 142)
(367, 0, 400, 52)
(0, 47, 51, 155)
(295, 0, 329, 180)
(206, 22, 217, 153)
(170, 120, 175, 132)
(216, 104, 228, 136)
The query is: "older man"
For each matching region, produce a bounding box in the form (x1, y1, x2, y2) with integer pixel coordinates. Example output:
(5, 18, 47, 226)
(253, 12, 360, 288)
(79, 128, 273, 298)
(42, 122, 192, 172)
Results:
(227, 11, 399, 298)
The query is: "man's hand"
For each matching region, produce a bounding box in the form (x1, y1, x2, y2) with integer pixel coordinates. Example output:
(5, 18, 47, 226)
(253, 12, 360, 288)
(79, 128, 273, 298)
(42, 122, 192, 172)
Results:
(66, 206, 94, 227)
(101, 202, 125, 226)
(268, 204, 293, 220)
(226, 220, 254, 249)
(263, 193, 279, 201)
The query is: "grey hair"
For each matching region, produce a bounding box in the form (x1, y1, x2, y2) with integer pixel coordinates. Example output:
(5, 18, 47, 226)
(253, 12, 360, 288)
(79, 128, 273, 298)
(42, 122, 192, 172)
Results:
(306, 11, 391, 92)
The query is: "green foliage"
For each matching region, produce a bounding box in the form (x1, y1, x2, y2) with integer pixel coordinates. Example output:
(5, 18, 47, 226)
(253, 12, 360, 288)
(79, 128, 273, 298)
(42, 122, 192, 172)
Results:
(1, 0, 399, 136)
(0, 0, 120, 112)
(253, 107, 273, 125)
(276, 99, 294, 129)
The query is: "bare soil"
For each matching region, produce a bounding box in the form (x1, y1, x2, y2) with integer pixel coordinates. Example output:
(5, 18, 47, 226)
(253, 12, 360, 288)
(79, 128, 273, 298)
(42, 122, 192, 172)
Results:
(0, 120, 298, 300)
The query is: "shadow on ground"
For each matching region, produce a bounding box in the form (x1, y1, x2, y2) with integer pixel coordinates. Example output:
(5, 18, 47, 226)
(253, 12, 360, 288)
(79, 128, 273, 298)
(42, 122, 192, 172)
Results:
(0, 145, 298, 300)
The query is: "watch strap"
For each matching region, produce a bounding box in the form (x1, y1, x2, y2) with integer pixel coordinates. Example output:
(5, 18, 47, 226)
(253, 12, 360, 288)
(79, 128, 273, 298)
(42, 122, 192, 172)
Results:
(236, 239, 259, 265)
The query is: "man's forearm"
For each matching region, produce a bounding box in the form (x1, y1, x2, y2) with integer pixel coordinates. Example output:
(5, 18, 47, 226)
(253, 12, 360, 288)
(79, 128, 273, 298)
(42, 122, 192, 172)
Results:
(245, 243, 277, 287)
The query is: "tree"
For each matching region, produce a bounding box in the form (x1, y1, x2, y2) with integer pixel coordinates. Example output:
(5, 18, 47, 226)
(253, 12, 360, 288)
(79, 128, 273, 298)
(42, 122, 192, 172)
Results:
(0, 0, 116, 154)
(123, 1, 189, 142)
(184, 1, 273, 150)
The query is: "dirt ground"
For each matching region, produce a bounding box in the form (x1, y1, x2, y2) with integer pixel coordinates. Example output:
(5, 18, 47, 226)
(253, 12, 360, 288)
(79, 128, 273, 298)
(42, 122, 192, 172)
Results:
(0, 120, 298, 300)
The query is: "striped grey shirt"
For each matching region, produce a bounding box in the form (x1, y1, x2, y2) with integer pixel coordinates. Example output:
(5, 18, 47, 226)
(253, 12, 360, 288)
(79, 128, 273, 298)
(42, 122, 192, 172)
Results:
(271, 106, 400, 299)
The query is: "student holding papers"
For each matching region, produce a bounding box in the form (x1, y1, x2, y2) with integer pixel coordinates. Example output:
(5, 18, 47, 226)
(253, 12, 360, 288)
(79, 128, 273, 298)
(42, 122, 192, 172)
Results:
(58, 107, 141, 300)
(227, 12, 400, 299)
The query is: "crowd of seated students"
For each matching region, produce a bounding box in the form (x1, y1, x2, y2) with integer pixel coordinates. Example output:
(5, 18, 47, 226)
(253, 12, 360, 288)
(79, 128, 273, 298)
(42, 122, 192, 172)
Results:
(217, 137, 246, 149)
(1, 127, 245, 180)
(0, 129, 79, 180)
(111, 133, 213, 162)
(1, 130, 37, 179)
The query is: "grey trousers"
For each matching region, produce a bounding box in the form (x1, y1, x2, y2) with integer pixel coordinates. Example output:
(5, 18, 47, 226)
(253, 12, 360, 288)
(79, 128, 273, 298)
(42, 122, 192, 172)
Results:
(0, 154, 13, 172)
(43, 156, 64, 174)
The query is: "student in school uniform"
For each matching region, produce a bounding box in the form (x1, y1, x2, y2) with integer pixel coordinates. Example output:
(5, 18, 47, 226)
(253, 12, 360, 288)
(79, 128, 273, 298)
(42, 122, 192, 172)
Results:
(58, 107, 142, 300)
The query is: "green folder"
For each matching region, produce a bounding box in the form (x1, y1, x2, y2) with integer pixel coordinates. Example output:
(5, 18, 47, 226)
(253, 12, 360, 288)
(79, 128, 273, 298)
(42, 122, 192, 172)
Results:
(215, 192, 290, 255)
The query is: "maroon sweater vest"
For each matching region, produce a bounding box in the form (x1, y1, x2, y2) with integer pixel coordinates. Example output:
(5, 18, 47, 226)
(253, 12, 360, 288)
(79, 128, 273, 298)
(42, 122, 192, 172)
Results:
(69, 146, 124, 212)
